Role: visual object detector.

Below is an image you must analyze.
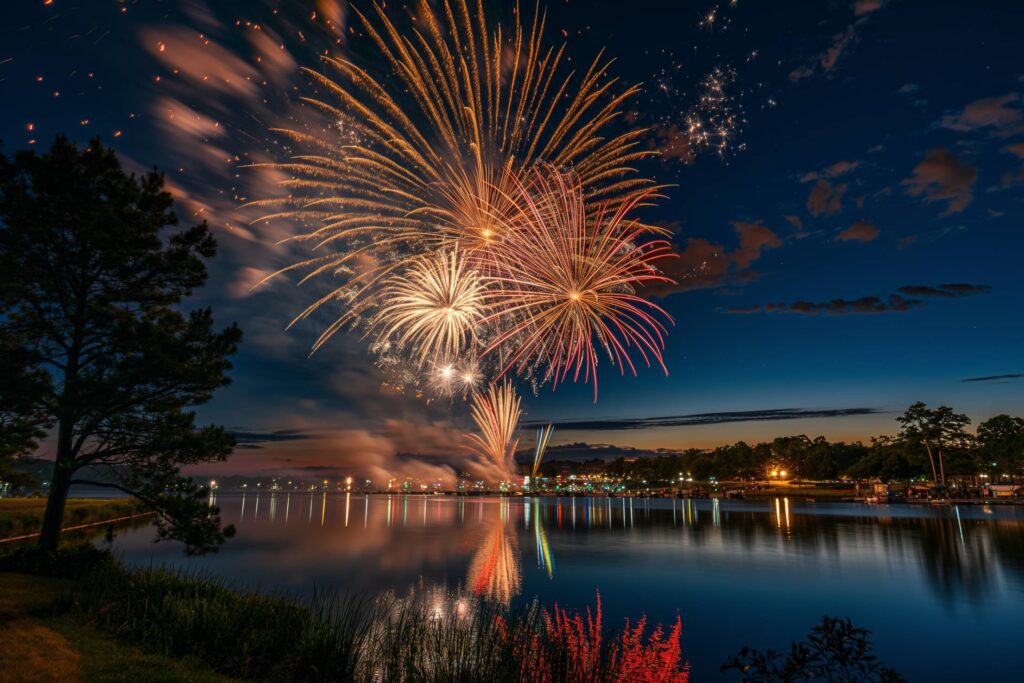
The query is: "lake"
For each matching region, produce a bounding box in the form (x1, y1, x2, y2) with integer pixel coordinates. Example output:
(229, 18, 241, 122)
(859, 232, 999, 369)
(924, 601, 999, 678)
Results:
(107, 494, 1024, 681)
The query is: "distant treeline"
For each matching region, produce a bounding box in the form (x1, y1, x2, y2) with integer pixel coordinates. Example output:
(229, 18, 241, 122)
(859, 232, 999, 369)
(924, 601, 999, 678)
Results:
(535, 404, 1024, 485)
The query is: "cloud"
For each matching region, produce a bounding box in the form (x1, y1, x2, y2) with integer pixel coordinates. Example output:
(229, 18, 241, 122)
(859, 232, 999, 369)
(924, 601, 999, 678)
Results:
(807, 179, 848, 216)
(649, 121, 696, 164)
(902, 148, 976, 214)
(644, 221, 782, 297)
(898, 283, 991, 298)
(1003, 142, 1024, 186)
(784, 214, 804, 231)
(728, 296, 921, 315)
(221, 417, 508, 484)
(731, 221, 783, 268)
(790, 2, 884, 82)
(835, 220, 879, 242)
(141, 27, 261, 99)
(732, 281, 991, 316)
(1005, 142, 1024, 159)
(523, 407, 882, 432)
(228, 266, 271, 298)
(961, 374, 1024, 383)
(854, 0, 884, 17)
(801, 160, 860, 183)
(513, 442, 673, 463)
(941, 93, 1023, 136)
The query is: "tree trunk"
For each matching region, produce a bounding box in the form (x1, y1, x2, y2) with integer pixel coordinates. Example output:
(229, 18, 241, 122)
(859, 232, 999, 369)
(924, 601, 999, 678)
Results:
(938, 449, 946, 488)
(37, 412, 77, 551)
(923, 441, 939, 487)
(37, 462, 72, 551)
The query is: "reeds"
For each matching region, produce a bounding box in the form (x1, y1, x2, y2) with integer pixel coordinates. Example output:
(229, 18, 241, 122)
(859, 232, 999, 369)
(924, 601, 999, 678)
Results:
(63, 563, 689, 682)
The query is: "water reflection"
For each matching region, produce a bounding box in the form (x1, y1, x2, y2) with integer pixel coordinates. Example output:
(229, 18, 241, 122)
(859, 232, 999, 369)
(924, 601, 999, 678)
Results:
(106, 495, 1024, 681)
(466, 500, 521, 605)
(191, 494, 1024, 611)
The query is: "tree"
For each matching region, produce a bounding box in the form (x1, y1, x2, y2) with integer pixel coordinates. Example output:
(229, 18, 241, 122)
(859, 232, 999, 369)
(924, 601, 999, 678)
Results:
(721, 615, 905, 682)
(0, 335, 51, 485)
(846, 437, 918, 483)
(0, 137, 242, 553)
(895, 402, 971, 488)
(976, 415, 1024, 479)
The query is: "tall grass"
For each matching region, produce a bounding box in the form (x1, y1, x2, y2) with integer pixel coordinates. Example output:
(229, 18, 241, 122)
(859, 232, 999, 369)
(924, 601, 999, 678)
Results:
(0, 498, 142, 539)
(62, 563, 689, 682)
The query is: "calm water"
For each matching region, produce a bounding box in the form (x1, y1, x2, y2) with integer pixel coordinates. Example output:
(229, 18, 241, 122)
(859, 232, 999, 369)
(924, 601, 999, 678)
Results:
(107, 495, 1024, 681)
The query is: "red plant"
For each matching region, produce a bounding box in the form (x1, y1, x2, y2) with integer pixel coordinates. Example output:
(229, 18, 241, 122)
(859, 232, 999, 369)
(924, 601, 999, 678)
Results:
(542, 592, 605, 679)
(610, 615, 689, 683)
(524, 592, 689, 683)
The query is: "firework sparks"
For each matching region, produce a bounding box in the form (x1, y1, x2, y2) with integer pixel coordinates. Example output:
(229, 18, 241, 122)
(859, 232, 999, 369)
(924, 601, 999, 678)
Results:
(683, 65, 744, 158)
(466, 381, 521, 478)
(427, 356, 482, 398)
(369, 249, 487, 366)
(252, 0, 661, 354)
(483, 169, 675, 399)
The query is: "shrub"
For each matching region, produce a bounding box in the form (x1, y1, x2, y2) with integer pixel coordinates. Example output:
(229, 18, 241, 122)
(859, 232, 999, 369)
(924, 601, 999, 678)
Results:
(721, 615, 905, 682)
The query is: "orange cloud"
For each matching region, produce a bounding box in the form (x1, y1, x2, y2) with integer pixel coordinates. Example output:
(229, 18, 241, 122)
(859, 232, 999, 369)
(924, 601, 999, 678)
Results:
(902, 148, 976, 215)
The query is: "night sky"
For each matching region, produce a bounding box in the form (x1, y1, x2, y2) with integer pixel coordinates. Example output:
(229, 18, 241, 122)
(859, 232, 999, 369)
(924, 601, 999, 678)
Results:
(3, 0, 1022, 478)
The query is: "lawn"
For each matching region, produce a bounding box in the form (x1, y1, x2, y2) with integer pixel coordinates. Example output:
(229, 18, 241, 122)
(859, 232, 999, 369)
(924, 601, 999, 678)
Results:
(0, 498, 143, 541)
(0, 572, 233, 682)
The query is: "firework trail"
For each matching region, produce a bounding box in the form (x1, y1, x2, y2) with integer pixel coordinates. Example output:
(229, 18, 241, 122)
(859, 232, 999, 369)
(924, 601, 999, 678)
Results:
(532, 424, 554, 479)
(465, 380, 521, 478)
(484, 169, 675, 399)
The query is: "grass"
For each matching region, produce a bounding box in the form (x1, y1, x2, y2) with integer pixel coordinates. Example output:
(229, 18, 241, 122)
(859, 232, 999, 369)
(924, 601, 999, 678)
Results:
(1, 545, 901, 682)
(0, 572, 233, 682)
(0, 498, 143, 540)
(56, 559, 688, 682)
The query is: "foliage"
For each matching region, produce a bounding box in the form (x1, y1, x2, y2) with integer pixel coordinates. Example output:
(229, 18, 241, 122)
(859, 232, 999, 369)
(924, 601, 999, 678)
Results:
(538, 403, 1023, 486)
(63, 561, 689, 682)
(976, 414, 1024, 478)
(0, 336, 50, 484)
(896, 402, 971, 486)
(0, 136, 241, 552)
(0, 543, 116, 579)
(721, 615, 905, 682)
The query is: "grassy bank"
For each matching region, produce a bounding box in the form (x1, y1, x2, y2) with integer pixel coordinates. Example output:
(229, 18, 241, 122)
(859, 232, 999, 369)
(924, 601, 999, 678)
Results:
(58, 561, 687, 682)
(0, 498, 143, 541)
(1, 546, 903, 682)
(0, 572, 232, 682)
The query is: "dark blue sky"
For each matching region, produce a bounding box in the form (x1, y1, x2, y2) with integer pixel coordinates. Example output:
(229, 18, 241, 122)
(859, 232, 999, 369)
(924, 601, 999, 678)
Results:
(2, 1, 1021, 474)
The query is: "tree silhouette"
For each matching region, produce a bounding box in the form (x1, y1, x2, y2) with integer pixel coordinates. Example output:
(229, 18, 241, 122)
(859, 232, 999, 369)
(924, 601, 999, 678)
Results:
(976, 414, 1024, 479)
(0, 136, 241, 553)
(0, 336, 51, 485)
(896, 402, 971, 489)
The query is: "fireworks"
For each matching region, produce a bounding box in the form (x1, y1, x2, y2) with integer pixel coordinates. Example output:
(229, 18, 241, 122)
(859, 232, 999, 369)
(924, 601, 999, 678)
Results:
(532, 424, 555, 480)
(466, 381, 521, 477)
(252, 0, 665, 377)
(370, 249, 486, 366)
(683, 66, 744, 158)
(253, 1, 680, 479)
(427, 356, 482, 398)
(483, 169, 675, 398)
